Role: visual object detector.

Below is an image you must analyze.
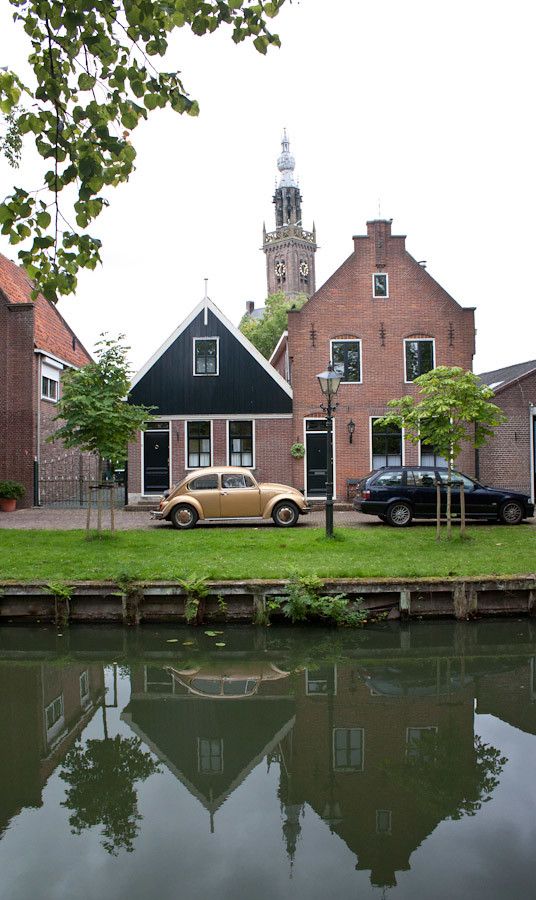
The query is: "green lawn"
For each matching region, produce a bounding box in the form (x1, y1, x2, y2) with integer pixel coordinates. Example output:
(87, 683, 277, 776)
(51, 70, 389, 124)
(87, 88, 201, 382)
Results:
(0, 525, 535, 582)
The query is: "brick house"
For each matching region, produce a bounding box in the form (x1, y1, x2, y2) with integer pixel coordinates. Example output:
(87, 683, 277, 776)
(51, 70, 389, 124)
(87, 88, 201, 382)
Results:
(477, 359, 536, 500)
(0, 253, 92, 508)
(271, 219, 476, 499)
(127, 295, 294, 500)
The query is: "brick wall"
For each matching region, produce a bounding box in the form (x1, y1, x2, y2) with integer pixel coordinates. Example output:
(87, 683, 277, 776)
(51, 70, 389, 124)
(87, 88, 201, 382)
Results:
(478, 372, 536, 495)
(0, 301, 36, 507)
(128, 416, 293, 499)
(287, 220, 476, 498)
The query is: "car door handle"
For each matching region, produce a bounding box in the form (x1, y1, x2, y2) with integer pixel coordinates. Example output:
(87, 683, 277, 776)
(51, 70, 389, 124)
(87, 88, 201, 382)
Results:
(221, 491, 228, 496)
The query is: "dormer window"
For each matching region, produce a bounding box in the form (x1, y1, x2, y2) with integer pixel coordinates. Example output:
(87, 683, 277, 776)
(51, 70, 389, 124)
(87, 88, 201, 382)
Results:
(193, 338, 219, 376)
(372, 273, 388, 298)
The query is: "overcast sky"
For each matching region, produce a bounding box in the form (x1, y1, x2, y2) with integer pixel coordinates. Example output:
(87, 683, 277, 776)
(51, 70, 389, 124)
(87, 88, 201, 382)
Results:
(1, 0, 534, 375)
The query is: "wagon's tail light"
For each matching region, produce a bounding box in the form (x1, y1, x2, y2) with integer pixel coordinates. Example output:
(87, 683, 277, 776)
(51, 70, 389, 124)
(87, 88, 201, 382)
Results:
(361, 490, 371, 500)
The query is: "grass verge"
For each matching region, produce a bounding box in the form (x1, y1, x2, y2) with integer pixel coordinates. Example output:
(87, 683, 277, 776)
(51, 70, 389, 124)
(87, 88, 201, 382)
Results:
(0, 525, 535, 582)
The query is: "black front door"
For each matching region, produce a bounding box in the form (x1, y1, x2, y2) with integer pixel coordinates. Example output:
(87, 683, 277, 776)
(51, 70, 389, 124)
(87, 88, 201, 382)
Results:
(144, 429, 169, 494)
(306, 432, 328, 497)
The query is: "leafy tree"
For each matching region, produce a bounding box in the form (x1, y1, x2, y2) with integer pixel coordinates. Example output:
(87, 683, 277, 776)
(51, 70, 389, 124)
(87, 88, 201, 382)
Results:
(382, 728, 506, 823)
(376, 367, 505, 539)
(0, 0, 288, 300)
(239, 291, 307, 359)
(60, 734, 160, 856)
(49, 334, 152, 532)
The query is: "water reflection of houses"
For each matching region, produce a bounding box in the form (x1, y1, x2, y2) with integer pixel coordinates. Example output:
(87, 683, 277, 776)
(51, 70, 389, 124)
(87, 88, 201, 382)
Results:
(279, 661, 477, 887)
(120, 652, 532, 888)
(121, 663, 295, 828)
(0, 664, 104, 838)
(476, 655, 536, 736)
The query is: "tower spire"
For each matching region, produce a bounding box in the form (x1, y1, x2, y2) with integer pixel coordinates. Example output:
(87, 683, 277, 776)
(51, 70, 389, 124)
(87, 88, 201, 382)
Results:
(261, 129, 317, 299)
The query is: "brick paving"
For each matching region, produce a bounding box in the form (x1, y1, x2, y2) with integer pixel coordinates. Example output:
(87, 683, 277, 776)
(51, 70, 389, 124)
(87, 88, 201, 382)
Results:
(0, 507, 533, 531)
(0, 506, 375, 530)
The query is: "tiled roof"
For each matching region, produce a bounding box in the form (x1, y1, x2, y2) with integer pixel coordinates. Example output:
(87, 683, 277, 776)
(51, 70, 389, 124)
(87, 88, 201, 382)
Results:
(479, 359, 536, 392)
(0, 252, 91, 367)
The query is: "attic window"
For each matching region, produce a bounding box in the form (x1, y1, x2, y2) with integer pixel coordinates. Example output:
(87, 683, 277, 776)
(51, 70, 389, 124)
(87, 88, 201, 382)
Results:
(372, 273, 388, 298)
(193, 338, 219, 376)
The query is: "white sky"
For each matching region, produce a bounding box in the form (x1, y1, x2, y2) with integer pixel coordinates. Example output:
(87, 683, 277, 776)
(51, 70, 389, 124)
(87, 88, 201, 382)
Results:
(1, 0, 535, 375)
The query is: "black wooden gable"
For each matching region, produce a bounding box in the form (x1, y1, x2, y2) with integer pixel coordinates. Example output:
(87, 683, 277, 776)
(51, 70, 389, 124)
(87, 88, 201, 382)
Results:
(130, 302, 292, 415)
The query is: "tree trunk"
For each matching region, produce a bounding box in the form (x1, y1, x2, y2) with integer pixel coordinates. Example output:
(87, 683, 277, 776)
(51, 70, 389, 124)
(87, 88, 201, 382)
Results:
(446, 460, 452, 540)
(460, 479, 466, 538)
(436, 479, 441, 541)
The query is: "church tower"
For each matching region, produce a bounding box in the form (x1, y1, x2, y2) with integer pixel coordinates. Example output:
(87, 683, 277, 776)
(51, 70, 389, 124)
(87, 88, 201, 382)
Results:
(262, 131, 317, 298)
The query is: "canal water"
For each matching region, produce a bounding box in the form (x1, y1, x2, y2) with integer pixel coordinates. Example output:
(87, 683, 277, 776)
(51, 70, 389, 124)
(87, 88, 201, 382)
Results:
(1, 620, 536, 899)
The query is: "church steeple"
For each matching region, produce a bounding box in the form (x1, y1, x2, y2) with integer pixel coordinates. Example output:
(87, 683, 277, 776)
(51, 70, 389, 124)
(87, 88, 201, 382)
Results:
(262, 130, 317, 299)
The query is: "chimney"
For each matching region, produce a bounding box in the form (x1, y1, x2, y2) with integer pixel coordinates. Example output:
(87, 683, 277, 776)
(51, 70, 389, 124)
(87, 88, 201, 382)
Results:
(246, 301, 255, 315)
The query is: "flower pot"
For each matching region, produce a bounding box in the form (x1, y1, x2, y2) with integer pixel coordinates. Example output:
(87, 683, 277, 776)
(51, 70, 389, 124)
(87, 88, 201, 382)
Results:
(0, 498, 17, 512)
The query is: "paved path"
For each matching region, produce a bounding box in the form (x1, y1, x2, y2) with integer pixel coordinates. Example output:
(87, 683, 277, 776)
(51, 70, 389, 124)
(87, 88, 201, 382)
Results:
(1, 507, 534, 531)
(0, 507, 374, 530)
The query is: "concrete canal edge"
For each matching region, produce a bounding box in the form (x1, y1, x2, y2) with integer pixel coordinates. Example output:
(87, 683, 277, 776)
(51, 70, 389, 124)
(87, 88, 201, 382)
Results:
(1, 575, 536, 625)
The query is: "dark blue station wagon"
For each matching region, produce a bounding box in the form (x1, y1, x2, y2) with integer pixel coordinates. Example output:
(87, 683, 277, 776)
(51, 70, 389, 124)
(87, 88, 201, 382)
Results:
(353, 466, 534, 527)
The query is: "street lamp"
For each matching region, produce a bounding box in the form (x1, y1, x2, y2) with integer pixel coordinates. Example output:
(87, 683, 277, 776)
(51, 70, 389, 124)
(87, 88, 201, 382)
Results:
(316, 363, 342, 537)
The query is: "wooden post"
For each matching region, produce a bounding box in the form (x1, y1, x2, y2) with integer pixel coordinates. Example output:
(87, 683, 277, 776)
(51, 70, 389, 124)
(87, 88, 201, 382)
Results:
(436, 480, 441, 541)
(460, 481, 466, 538)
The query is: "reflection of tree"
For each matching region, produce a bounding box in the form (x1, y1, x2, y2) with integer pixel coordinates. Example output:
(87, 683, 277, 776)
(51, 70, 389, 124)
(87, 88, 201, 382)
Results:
(382, 729, 507, 821)
(60, 736, 159, 855)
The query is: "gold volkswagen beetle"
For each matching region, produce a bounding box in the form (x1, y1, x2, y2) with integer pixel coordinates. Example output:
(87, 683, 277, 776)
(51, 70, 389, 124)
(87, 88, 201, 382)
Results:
(151, 466, 309, 529)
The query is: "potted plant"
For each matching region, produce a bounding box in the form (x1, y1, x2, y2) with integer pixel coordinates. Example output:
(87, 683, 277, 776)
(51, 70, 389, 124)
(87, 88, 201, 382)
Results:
(0, 481, 25, 512)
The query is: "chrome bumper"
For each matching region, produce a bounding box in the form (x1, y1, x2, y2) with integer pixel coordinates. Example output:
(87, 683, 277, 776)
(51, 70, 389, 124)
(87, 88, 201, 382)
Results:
(150, 510, 165, 520)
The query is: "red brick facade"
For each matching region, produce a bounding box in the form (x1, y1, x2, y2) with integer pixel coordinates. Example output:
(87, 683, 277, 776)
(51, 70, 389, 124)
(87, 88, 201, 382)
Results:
(285, 219, 476, 498)
(478, 371, 536, 498)
(128, 416, 294, 496)
(0, 253, 92, 508)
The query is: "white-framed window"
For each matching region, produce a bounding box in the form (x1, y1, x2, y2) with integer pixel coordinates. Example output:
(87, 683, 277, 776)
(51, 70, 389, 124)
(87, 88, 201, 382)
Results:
(330, 339, 362, 383)
(193, 337, 219, 376)
(376, 810, 392, 834)
(144, 666, 175, 694)
(372, 273, 389, 298)
(305, 666, 337, 695)
(333, 727, 364, 772)
(420, 440, 448, 468)
(41, 361, 61, 401)
(79, 670, 89, 703)
(198, 738, 223, 773)
(404, 339, 435, 382)
(45, 693, 65, 743)
(187, 421, 211, 468)
(371, 418, 402, 468)
(228, 420, 254, 467)
(406, 726, 438, 762)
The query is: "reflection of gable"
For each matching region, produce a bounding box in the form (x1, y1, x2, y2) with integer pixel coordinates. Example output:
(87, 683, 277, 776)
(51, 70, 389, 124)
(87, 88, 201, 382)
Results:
(122, 697, 295, 816)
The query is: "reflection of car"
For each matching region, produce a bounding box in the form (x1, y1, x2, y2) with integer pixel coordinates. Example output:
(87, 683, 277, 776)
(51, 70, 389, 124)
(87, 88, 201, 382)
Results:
(353, 466, 534, 527)
(151, 466, 309, 529)
(168, 662, 290, 698)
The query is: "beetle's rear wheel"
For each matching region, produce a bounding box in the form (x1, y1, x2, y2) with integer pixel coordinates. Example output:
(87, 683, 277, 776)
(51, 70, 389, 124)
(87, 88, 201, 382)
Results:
(171, 504, 198, 530)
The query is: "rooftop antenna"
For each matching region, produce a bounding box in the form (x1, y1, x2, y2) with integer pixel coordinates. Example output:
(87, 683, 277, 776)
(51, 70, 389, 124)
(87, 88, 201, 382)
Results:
(203, 277, 209, 326)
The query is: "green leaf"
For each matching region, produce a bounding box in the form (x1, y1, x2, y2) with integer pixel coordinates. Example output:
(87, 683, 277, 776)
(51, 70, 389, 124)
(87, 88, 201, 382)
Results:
(78, 73, 97, 91)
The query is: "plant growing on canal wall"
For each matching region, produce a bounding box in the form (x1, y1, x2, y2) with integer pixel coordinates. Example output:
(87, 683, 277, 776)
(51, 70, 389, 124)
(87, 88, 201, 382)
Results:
(177, 576, 209, 625)
(47, 581, 72, 628)
(269, 576, 369, 627)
